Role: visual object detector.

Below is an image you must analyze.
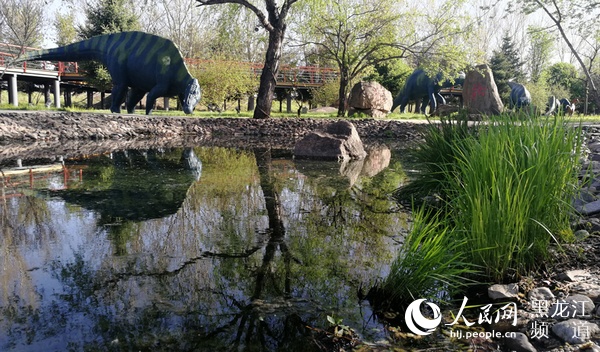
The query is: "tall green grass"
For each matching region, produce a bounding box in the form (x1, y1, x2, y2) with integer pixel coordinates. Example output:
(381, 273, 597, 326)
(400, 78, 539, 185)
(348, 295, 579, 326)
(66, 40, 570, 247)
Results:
(446, 115, 582, 281)
(386, 113, 583, 302)
(382, 206, 478, 305)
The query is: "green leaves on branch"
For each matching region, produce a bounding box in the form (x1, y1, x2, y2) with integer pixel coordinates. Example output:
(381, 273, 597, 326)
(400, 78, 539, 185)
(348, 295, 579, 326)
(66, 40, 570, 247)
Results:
(190, 59, 257, 109)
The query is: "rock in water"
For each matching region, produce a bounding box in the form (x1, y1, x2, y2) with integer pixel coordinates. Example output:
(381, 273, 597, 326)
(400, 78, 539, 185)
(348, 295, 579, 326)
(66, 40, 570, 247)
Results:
(294, 121, 367, 161)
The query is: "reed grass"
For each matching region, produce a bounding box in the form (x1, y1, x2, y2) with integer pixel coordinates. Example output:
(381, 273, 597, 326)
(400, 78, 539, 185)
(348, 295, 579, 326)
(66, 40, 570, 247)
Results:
(382, 206, 478, 305)
(387, 113, 584, 301)
(446, 115, 582, 281)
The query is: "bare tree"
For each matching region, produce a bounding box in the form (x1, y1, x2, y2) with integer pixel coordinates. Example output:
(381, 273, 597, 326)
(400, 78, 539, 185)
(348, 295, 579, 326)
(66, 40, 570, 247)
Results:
(0, 0, 45, 47)
(197, 0, 300, 119)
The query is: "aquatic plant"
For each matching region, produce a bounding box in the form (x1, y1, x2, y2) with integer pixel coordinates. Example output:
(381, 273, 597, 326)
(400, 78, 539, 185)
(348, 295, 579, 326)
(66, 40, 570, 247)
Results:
(390, 113, 583, 291)
(381, 206, 477, 306)
(445, 115, 582, 280)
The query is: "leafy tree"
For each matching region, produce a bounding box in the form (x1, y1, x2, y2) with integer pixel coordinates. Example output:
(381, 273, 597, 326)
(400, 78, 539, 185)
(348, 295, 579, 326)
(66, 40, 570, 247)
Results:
(527, 26, 553, 83)
(298, 0, 402, 116)
(366, 59, 413, 97)
(54, 11, 78, 46)
(0, 0, 45, 47)
(78, 0, 140, 91)
(190, 58, 257, 110)
(310, 78, 340, 107)
(298, 0, 472, 117)
(197, 0, 300, 119)
(544, 62, 584, 99)
(509, 0, 600, 110)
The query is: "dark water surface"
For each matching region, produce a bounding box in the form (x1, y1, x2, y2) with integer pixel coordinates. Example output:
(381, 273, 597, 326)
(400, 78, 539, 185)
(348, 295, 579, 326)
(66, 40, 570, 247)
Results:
(0, 144, 411, 351)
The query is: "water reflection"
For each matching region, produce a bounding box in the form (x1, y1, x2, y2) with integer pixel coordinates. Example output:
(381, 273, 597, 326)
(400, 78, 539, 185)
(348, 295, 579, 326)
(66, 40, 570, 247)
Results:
(0, 145, 409, 351)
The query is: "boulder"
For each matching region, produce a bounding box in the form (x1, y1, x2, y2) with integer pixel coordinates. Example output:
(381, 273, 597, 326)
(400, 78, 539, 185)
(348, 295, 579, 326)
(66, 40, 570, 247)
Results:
(347, 81, 393, 118)
(463, 64, 504, 115)
(294, 120, 367, 161)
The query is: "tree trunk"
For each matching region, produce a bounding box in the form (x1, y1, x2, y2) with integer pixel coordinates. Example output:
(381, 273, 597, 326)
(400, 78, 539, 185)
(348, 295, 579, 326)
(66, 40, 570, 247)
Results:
(253, 28, 285, 119)
(337, 67, 349, 117)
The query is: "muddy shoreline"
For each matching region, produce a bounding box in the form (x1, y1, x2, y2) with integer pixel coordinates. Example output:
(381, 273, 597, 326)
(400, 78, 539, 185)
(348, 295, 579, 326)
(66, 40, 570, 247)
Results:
(0, 111, 426, 161)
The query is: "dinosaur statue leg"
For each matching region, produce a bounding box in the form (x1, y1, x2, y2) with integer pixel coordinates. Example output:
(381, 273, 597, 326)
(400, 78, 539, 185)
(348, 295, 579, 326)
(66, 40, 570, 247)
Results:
(110, 83, 129, 113)
(145, 85, 168, 115)
(398, 95, 410, 113)
(427, 89, 437, 115)
(127, 88, 147, 114)
(420, 96, 428, 114)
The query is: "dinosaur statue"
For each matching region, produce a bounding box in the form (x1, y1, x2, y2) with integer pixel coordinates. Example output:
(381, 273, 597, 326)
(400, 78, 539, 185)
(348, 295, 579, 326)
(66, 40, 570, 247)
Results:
(391, 69, 464, 114)
(560, 98, 576, 116)
(546, 96, 577, 116)
(507, 81, 531, 110)
(545, 96, 560, 116)
(16, 31, 201, 115)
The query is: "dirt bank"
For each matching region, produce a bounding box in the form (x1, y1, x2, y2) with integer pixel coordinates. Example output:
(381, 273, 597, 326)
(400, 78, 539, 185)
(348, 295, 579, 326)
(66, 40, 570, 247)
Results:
(0, 111, 426, 161)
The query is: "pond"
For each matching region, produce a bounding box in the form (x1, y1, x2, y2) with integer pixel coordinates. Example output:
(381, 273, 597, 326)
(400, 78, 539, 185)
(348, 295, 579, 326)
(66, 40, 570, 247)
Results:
(0, 143, 412, 351)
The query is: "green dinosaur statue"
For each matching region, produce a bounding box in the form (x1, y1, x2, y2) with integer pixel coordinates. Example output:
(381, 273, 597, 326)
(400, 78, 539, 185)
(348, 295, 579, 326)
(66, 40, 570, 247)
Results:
(17, 31, 201, 115)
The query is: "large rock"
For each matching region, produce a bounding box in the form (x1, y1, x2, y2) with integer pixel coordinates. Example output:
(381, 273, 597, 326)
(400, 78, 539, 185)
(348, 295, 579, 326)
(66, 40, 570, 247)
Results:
(347, 81, 393, 118)
(463, 64, 504, 115)
(294, 120, 367, 161)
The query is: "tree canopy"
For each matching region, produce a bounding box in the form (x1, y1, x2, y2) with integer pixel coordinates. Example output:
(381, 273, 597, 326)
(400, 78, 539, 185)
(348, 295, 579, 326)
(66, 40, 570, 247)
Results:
(78, 0, 140, 91)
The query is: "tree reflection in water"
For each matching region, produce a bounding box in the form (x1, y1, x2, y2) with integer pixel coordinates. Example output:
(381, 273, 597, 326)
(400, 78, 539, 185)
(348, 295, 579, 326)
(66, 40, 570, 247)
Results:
(0, 145, 408, 351)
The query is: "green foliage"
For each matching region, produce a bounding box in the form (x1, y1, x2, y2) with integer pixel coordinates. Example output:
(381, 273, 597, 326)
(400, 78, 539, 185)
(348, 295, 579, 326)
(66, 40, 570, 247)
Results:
(300, 0, 402, 116)
(395, 114, 583, 284)
(79, 0, 139, 38)
(310, 78, 340, 108)
(527, 26, 554, 83)
(543, 62, 583, 99)
(526, 79, 552, 112)
(54, 11, 78, 46)
(394, 116, 476, 204)
(78, 0, 140, 90)
(191, 59, 257, 109)
(365, 59, 413, 97)
(382, 206, 477, 305)
(205, 4, 267, 62)
(490, 33, 526, 100)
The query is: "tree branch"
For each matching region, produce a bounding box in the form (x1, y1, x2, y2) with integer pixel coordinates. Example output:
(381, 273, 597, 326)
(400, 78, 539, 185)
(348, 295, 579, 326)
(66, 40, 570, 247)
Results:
(196, 0, 274, 32)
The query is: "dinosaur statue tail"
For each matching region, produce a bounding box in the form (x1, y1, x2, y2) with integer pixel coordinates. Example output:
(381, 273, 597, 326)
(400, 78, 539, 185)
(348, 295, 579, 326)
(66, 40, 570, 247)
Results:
(15, 36, 109, 64)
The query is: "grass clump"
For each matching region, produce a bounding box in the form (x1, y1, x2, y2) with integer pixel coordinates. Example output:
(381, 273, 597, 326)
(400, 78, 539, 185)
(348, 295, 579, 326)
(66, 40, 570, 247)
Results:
(446, 115, 582, 280)
(381, 206, 478, 306)
(385, 113, 583, 304)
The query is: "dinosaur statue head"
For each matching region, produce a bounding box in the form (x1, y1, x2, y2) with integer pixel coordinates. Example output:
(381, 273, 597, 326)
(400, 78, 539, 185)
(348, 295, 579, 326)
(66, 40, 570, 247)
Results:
(181, 79, 201, 114)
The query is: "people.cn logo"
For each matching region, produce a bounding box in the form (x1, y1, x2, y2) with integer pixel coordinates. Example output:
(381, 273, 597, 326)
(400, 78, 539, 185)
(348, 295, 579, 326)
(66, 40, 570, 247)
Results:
(405, 299, 442, 335)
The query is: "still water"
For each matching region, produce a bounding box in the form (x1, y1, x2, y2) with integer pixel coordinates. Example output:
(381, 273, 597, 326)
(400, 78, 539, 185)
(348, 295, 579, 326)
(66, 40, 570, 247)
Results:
(0, 145, 410, 351)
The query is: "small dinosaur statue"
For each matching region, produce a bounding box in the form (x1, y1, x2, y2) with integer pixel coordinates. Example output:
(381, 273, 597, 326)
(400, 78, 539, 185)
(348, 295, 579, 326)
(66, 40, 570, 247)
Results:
(391, 69, 465, 114)
(16, 31, 201, 115)
(507, 81, 531, 110)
